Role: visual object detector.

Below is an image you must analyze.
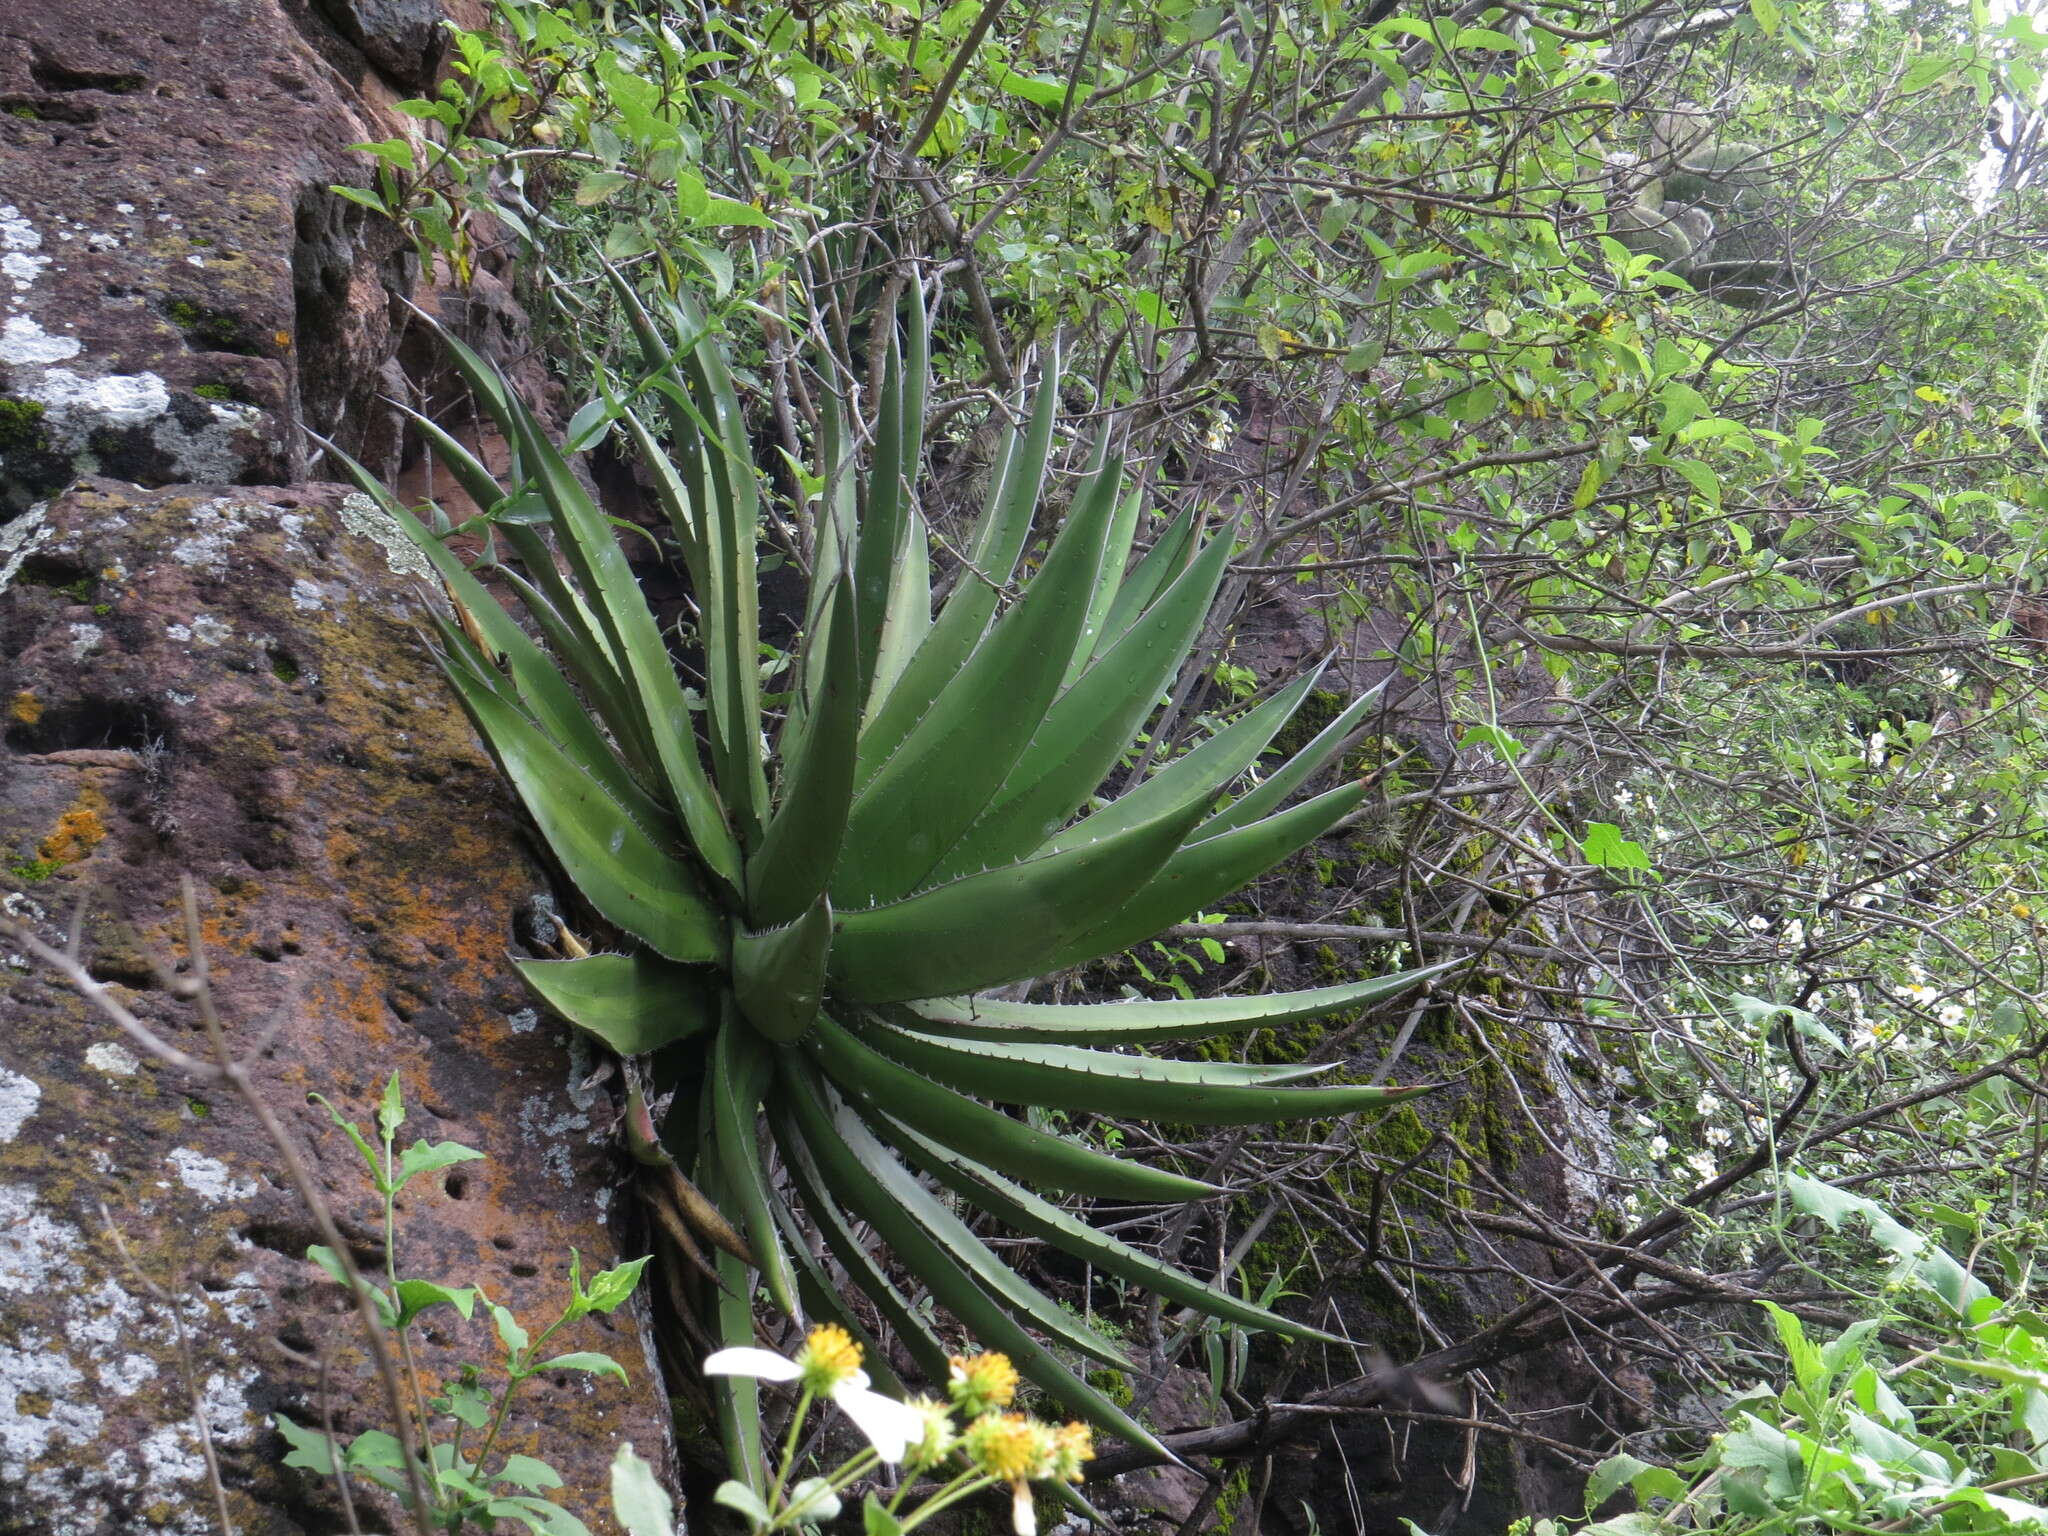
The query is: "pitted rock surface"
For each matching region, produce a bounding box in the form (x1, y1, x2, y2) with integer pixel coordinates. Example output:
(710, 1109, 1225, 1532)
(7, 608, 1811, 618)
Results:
(0, 480, 669, 1534)
(0, 0, 427, 513)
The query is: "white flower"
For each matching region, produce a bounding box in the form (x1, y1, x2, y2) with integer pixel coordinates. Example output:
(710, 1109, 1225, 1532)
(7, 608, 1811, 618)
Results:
(1685, 1150, 1718, 1180)
(1940, 667, 1961, 689)
(1696, 1091, 1722, 1117)
(704, 1329, 925, 1463)
(1648, 1135, 1670, 1158)
(1937, 1003, 1965, 1028)
(1613, 787, 1635, 810)
(1704, 1124, 1731, 1148)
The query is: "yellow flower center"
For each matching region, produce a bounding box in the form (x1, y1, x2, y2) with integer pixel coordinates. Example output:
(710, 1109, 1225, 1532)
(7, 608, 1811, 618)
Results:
(964, 1412, 1052, 1484)
(796, 1323, 864, 1392)
(947, 1351, 1020, 1415)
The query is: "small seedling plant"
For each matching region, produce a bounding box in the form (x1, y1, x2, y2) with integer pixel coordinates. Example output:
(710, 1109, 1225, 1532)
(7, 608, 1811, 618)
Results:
(274, 1074, 649, 1535)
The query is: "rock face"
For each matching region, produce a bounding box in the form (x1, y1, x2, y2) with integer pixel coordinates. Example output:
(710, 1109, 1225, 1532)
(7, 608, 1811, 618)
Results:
(0, 480, 671, 1533)
(0, 0, 446, 513)
(0, 2, 677, 1530)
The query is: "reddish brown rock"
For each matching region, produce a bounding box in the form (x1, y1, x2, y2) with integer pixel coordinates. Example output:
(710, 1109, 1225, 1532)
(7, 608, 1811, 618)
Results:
(0, 0, 426, 512)
(0, 480, 672, 1533)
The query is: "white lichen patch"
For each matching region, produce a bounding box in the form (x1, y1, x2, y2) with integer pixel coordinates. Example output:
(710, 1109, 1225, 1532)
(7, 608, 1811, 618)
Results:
(197, 1367, 260, 1447)
(338, 491, 434, 584)
(153, 399, 269, 484)
(83, 1042, 139, 1076)
(25, 367, 171, 448)
(99, 1352, 157, 1397)
(166, 496, 245, 575)
(67, 622, 103, 661)
(166, 612, 232, 649)
(290, 577, 325, 612)
(0, 505, 51, 598)
(3, 251, 50, 293)
(507, 1007, 539, 1035)
(518, 1094, 593, 1187)
(0, 1069, 40, 1144)
(0, 1187, 84, 1296)
(165, 1148, 256, 1203)
(0, 316, 77, 366)
(63, 1278, 142, 1355)
(138, 1422, 206, 1490)
(0, 1337, 100, 1480)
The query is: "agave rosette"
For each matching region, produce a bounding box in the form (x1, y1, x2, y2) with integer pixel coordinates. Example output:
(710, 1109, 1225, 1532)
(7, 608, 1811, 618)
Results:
(337, 276, 1447, 1461)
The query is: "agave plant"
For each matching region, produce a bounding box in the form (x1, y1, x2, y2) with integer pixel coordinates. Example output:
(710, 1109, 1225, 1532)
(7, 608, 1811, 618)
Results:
(335, 276, 1447, 1468)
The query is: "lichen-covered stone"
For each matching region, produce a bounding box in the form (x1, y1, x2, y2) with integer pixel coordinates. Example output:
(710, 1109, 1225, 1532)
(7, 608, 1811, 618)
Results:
(0, 0, 426, 512)
(0, 480, 673, 1533)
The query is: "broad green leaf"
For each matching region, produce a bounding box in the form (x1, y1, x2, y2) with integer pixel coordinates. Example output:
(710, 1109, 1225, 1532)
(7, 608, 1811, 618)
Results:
(514, 954, 715, 1056)
(536, 1351, 631, 1385)
(732, 898, 833, 1042)
(710, 1015, 799, 1314)
(855, 358, 1060, 787)
(813, 1016, 1218, 1200)
(578, 1255, 650, 1315)
(926, 522, 1231, 883)
(393, 1278, 478, 1327)
(273, 1413, 336, 1476)
(497, 1454, 565, 1493)
(438, 663, 725, 964)
(830, 798, 1205, 1002)
(396, 1139, 486, 1190)
(612, 1446, 677, 1536)
(838, 424, 1119, 904)
(749, 580, 860, 928)
(855, 1017, 1433, 1123)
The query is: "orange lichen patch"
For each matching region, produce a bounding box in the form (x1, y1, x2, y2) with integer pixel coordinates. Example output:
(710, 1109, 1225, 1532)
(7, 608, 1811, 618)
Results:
(9, 690, 40, 726)
(38, 784, 109, 866)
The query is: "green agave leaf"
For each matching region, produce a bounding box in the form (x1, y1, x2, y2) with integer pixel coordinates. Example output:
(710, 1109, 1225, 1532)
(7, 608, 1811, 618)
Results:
(867, 1109, 1344, 1343)
(501, 386, 743, 890)
(811, 1015, 1217, 1200)
(706, 1174, 766, 1496)
(395, 400, 511, 516)
(925, 522, 1232, 883)
(402, 301, 514, 441)
(1066, 485, 1146, 688)
(324, 446, 665, 834)
(513, 954, 714, 1055)
(837, 455, 1119, 905)
(748, 579, 859, 929)
(489, 565, 669, 821)
(771, 1077, 953, 1377)
(709, 1012, 798, 1316)
(437, 659, 726, 964)
(731, 898, 832, 1044)
(829, 798, 1206, 1004)
(806, 1077, 1132, 1368)
(855, 327, 911, 701)
(1039, 668, 1325, 856)
(1049, 781, 1369, 972)
(858, 1025, 1336, 1090)
(897, 962, 1459, 1045)
(1093, 504, 1198, 659)
(854, 353, 1060, 785)
(867, 502, 932, 725)
(778, 1061, 1170, 1454)
(852, 1018, 1435, 1124)
(1195, 678, 1387, 840)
